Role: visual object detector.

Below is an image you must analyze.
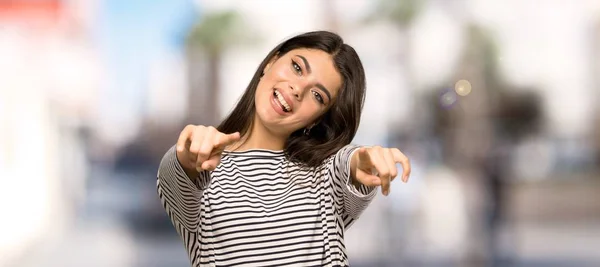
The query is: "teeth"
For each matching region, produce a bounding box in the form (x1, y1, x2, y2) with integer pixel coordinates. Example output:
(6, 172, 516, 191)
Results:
(274, 90, 291, 112)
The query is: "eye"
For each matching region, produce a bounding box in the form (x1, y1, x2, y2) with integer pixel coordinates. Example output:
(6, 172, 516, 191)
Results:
(312, 90, 325, 105)
(291, 60, 302, 75)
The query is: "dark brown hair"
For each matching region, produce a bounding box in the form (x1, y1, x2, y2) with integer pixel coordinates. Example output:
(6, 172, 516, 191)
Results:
(217, 31, 366, 167)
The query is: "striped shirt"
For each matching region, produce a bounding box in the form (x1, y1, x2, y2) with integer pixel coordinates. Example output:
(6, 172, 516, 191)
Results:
(156, 145, 376, 266)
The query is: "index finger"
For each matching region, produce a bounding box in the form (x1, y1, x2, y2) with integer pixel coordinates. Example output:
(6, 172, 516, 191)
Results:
(176, 125, 194, 152)
(391, 148, 411, 183)
(358, 147, 374, 167)
(214, 132, 241, 149)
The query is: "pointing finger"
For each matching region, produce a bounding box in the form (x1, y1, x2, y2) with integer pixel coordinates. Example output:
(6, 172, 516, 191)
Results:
(176, 125, 194, 152)
(358, 147, 373, 168)
(189, 127, 205, 155)
(215, 132, 241, 149)
(196, 127, 217, 168)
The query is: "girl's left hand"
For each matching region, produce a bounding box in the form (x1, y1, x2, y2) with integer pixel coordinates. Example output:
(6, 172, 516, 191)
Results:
(352, 146, 411, 196)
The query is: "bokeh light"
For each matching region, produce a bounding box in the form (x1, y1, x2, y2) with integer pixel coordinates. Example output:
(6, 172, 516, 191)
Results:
(439, 88, 458, 109)
(454, 79, 472, 96)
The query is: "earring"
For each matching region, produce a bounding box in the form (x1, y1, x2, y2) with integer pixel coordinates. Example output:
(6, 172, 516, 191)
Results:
(303, 127, 311, 136)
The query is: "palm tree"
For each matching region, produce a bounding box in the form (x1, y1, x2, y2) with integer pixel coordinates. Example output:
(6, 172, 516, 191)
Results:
(185, 10, 259, 125)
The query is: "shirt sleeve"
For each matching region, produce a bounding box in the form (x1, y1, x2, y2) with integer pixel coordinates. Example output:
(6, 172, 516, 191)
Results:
(156, 145, 211, 232)
(327, 144, 377, 229)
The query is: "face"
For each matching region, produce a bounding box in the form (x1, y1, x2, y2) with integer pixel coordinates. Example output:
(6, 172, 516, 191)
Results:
(254, 48, 343, 136)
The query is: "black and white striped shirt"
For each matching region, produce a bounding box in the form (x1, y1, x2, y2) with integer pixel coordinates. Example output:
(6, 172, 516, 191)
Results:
(157, 145, 376, 266)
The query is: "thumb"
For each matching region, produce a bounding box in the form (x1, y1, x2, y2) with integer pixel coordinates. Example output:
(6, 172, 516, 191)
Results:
(354, 168, 382, 187)
(216, 132, 241, 148)
(201, 155, 222, 171)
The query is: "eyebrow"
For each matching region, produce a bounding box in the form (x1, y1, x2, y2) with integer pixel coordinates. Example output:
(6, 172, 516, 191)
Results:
(297, 54, 332, 102)
(298, 55, 312, 73)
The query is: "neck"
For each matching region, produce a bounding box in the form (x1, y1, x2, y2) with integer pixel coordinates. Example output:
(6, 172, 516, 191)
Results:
(229, 116, 287, 151)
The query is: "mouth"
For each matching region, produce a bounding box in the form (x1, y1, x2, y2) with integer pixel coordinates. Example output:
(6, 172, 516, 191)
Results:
(273, 89, 292, 112)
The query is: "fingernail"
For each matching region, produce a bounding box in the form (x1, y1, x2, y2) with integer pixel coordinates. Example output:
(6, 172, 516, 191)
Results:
(177, 146, 182, 152)
(403, 176, 408, 183)
(202, 162, 211, 170)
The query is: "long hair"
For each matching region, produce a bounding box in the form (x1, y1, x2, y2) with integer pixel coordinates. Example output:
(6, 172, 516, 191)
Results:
(217, 31, 366, 167)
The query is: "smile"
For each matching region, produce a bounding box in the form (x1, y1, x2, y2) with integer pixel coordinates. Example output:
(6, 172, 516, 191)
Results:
(273, 90, 292, 112)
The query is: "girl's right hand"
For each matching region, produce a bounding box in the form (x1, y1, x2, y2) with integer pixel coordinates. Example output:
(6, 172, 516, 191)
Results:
(176, 125, 241, 173)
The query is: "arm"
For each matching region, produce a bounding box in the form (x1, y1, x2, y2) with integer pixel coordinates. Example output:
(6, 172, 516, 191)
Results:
(156, 145, 211, 232)
(157, 125, 239, 232)
(156, 126, 239, 266)
(331, 145, 412, 229)
(328, 145, 378, 229)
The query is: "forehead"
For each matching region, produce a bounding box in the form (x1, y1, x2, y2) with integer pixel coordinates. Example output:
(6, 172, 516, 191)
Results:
(283, 48, 343, 96)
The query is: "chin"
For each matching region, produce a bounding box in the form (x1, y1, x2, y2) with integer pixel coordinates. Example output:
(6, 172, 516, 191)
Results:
(254, 111, 294, 136)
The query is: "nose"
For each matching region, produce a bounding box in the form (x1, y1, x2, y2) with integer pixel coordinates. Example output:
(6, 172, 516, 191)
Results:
(289, 82, 306, 101)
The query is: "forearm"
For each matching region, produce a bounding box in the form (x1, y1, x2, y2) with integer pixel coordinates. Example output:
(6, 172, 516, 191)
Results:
(157, 146, 207, 231)
(329, 145, 377, 229)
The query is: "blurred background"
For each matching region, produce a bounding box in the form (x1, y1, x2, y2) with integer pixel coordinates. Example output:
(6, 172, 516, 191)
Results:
(1, 0, 600, 266)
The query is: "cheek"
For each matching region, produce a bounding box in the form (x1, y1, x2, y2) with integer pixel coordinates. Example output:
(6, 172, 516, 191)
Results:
(257, 68, 287, 93)
(270, 63, 292, 80)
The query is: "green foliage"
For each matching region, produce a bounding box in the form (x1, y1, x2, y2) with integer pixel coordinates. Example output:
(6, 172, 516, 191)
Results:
(187, 10, 260, 54)
(364, 0, 425, 27)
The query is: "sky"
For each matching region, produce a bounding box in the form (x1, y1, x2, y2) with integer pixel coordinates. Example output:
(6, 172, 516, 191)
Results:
(94, 0, 198, 144)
